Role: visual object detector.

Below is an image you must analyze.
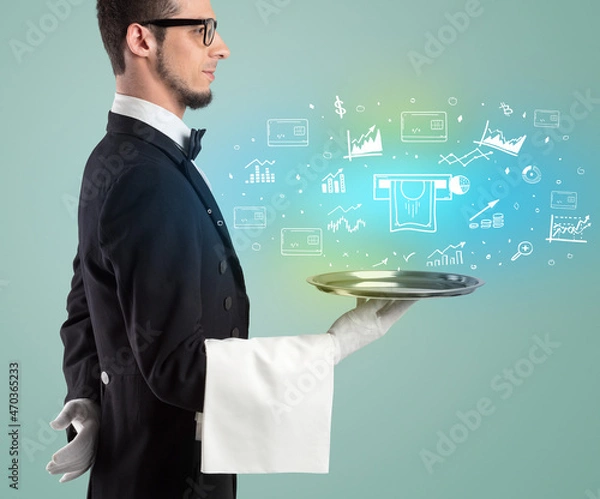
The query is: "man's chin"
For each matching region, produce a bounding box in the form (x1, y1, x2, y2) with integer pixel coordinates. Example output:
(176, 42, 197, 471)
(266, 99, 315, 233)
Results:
(184, 90, 213, 110)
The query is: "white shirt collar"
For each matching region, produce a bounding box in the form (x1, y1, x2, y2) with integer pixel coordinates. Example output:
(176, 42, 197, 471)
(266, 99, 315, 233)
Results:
(111, 93, 191, 152)
(110, 93, 213, 189)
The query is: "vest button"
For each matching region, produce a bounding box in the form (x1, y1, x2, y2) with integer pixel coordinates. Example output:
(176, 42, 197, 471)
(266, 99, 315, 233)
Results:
(224, 296, 233, 311)
(219, 260, 228, 274)
(231, 327, 240, 338)
(101, 371, 110, 385)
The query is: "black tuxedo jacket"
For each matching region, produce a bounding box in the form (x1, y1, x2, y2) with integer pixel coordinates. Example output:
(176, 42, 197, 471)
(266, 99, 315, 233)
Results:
(59, 112, 250, 499)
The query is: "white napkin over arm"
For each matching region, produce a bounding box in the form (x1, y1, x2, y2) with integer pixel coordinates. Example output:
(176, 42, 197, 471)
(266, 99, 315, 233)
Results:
(199, 334, 336, 474)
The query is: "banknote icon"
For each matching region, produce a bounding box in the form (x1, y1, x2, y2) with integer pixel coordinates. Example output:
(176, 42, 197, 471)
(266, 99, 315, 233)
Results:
(234, 206, 267, 229)
(401, 112, 448, 143)
(267, 119, 309, 147)
(550, 191, 578, 210)
(534, 109, 560, 128)
(280, 228, 323, 256)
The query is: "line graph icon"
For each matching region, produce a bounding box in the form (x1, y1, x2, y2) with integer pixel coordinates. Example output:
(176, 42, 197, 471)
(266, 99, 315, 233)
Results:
(244, 159, 276, 184)
(439, 148, 494, 167)
(546, 214, 591, 243)
(344, 125, 383, 161)
(327, 217, 366, 233)
(473, 120, 527, 156)
(328, 204, 362, 216)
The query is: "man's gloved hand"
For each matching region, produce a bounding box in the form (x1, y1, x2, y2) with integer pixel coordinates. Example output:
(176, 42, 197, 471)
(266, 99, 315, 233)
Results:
(327, 299, 417, 364)
(46, 398, 100, 483)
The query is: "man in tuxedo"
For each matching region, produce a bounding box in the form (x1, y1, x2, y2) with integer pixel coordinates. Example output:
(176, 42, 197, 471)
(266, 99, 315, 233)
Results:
(46, 1, 415, 498)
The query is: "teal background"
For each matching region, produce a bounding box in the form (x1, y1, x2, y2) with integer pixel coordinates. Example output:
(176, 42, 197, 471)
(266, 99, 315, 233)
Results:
(1, 0, 599, 498)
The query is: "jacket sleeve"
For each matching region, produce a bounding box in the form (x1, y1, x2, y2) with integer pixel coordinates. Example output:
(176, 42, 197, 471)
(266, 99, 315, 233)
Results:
(59, 250, 101, 440)
(98, 163, 210, 412)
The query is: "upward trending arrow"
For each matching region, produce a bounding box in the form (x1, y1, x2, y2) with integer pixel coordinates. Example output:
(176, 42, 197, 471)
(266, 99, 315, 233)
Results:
(469, 199, 500, 222)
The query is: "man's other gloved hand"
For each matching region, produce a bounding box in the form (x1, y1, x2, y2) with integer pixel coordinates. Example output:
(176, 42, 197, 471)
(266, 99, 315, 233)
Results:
(327, 299, 417, 364)
(46, 398, 100, 483)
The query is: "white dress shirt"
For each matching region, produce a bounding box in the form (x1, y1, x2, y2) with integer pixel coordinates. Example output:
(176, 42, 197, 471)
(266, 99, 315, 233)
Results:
(110, 94, 336, 474)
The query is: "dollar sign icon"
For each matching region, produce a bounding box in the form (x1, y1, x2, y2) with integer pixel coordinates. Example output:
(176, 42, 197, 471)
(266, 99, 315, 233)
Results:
(335, 96, 347, 119)
(499, 102, 513, 116)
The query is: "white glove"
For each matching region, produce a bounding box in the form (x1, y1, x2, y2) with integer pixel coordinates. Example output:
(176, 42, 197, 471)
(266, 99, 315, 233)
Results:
(327, 299, 417, 364)
(46, 398, 100, 483)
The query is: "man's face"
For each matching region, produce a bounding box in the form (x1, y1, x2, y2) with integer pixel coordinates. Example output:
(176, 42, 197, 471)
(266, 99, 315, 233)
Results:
(154, 0, 230, 110)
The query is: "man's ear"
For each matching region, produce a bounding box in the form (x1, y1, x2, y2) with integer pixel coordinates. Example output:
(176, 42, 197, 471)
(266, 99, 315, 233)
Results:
(124, 23, 157, 60)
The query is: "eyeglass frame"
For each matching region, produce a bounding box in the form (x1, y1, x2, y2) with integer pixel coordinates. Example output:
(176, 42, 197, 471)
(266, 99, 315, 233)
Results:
(139, 18, 218, 47)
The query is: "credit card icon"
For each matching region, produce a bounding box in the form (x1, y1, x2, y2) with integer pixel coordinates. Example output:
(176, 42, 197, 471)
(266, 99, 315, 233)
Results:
(267, 119, 309, 147)
(550, 191, 578, 210)
(280, 228, 323, 256)
(234, 206, 267, 229)
(534, 109, 560, 128)
(401, 112, 448, 143)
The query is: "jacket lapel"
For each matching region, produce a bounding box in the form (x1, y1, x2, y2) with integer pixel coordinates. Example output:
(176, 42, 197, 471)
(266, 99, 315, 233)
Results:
(106, 112, 234, 248)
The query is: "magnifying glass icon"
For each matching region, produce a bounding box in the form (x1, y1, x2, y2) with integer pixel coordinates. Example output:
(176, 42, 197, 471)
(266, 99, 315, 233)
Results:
(511, 241, 534, 261)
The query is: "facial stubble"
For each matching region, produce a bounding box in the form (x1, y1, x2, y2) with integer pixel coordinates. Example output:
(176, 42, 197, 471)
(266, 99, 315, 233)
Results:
(156, 44, 213, 110)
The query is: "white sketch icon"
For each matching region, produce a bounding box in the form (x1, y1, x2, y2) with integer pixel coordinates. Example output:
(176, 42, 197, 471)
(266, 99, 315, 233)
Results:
(426, 242, 466, 267)
(327, 217, 366, 233)
(373, 174, 470, 233)
(322, 169, 346, 194)
(344, 125, 383, 161)
(245, 159, 276, 184)
(334, 96, 346, 119)
(234, 207, 267, 229)
(401, 112, 448, 143)
(267, 119, 309, 147)
(281, 228, 323, 256)
(511, 241, 534, 261)
(499, 102, 513, 116)
(534, 110, 560, 128)
(474, 120, 527, 156)
(438, 148, 494, 167)
(546, 214, 591, 244)
(550, 191, 578, 210)
(522, 165, 542, 184)
(328, 204, 362, 216)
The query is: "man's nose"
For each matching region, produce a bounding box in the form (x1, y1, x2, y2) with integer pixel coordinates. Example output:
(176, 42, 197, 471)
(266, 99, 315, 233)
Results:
(211, 32, 230, 59)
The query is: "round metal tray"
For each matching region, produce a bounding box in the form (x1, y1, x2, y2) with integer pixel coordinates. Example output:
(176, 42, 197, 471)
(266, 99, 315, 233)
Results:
(307, 270, 485, 300)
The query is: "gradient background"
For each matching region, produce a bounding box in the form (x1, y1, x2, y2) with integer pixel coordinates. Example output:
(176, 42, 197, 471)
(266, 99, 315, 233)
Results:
(1, 0, 599, 498)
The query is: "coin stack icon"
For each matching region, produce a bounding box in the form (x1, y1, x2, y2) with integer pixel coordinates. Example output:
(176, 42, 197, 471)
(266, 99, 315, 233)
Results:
(481, 219, 492, 229)
(493, 213, 505, 229)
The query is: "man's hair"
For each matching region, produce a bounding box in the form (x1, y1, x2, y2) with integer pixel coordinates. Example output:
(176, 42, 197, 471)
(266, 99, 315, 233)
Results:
(97, 0, 180, 75)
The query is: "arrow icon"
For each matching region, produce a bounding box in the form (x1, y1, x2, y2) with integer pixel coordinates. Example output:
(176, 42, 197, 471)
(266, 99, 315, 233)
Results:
(469, 199, 500, 222)
(372, 258, 389, 268)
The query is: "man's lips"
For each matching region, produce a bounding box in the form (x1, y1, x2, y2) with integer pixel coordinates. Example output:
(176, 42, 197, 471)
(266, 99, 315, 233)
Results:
(203, 70, 216, 81)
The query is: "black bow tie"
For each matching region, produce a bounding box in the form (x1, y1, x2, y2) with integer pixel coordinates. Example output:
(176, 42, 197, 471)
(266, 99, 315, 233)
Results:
(187, 128, 207, 160)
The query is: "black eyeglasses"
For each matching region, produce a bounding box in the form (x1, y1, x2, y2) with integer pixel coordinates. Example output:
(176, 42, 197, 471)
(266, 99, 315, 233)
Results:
(140, 18, 217, 46)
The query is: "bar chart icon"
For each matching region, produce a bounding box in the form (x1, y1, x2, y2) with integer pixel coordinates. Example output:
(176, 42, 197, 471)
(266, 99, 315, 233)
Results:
(245, 159, 276, 184)
(426, 242, 466, 267)
(321, 169, 346, 194)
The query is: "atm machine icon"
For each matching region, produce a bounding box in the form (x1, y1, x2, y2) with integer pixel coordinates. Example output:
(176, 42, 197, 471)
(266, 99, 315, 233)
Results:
(373, 174, 469, 233)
